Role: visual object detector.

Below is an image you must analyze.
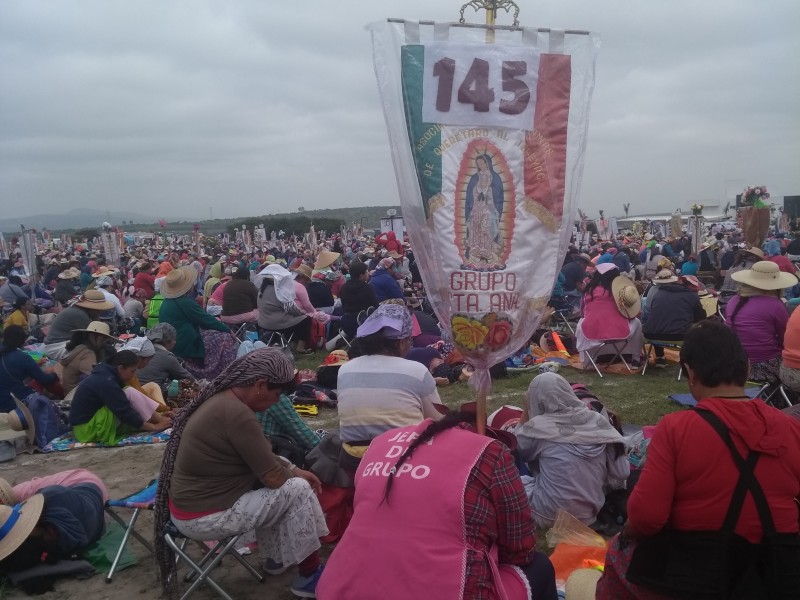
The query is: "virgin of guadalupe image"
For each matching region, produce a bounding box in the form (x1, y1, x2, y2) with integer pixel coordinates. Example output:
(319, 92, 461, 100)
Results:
(464, 153, 505, 269)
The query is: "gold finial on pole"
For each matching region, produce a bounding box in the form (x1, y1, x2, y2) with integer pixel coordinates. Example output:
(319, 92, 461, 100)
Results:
(459, 0, 520, 27)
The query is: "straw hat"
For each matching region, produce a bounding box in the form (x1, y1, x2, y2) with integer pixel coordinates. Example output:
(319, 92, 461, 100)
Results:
(652, 269, 678, 284)
(319, 350, 349, 368)
(1, 397, 36, 446)
(161, 267, 198, 299)
(91, 266, 117, 278)
(731, 261, 798, 291)
(0, 478, 16, 505)
(564, 568, 602, 600)
(611, 276, 641, 318)
(74, 290, 114, 311)
(0, 494, 45, 561)
(73, 321, 118, 340)
(58, 267, 81, 280)
(742, 246, 765, 259)
(314, 251, 340, 271)
(293, 264, 313, 280)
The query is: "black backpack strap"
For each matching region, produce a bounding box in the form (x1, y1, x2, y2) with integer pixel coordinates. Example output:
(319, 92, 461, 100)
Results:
(693, 408, 777, 537)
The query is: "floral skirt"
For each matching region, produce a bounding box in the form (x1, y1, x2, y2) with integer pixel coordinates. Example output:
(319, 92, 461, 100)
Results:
(172, 478, 328, 567)
(183, 330, 238, 380)
(749, 356, 782, 383)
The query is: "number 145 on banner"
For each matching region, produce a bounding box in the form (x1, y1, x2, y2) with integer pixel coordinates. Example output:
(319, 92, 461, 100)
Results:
(421, 43, 541, 131)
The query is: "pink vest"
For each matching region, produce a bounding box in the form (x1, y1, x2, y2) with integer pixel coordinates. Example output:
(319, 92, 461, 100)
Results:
(581, 287, 629, 340)
(317, 420, 530, 600)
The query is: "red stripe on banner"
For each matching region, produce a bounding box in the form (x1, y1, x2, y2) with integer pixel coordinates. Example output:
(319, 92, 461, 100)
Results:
(524, 54, 572, 226)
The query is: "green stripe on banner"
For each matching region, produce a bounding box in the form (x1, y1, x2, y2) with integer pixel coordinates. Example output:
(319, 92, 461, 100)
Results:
(401, 45, 442, 220)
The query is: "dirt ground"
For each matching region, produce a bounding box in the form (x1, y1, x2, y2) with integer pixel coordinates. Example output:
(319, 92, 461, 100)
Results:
(0, 444, 303, 600)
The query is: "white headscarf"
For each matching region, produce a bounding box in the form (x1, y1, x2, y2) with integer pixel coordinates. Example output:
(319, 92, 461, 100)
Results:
(257, 264, 296, 304)
(514, 372, 623, 445)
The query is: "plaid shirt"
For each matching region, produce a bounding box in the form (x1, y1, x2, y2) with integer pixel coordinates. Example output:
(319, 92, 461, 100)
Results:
(255, 394, 321, 454)
(462, 425, 537, 599)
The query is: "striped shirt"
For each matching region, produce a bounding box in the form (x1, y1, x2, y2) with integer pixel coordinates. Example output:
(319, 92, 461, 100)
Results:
(336, 355, 443, 444)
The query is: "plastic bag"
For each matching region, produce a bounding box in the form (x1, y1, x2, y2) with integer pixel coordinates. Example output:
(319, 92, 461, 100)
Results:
(546, 511, 608, 584)
(546, 509, 607, 548)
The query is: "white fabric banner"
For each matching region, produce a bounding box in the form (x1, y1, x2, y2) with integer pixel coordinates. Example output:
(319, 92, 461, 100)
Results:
(369, 20, 599, 385)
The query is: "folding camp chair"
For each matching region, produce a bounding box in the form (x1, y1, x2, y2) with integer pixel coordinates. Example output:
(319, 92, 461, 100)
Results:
(582, 339, 631, 378)
(163, 520, 264, 600)
(104, 479, 158, 582)
(265, 331, 293, 348)
(752, 380, 796, 410)
(641, 339, 683, 379)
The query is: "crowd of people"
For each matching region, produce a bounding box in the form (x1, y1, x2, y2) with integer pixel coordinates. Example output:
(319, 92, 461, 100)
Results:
(0, 220, 798, 599)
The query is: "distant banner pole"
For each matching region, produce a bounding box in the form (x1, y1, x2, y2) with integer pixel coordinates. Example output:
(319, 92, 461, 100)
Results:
(369, 12, 599, 434)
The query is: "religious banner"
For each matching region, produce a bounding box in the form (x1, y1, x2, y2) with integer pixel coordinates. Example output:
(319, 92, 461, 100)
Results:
(19, 228, 38, 284)
(100, 232, 121, 266)
(369, 20, 599, 395)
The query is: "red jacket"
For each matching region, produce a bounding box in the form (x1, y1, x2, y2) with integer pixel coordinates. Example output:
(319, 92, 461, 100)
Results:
(629, 397, 800, 543)
(133, 271, 156, 299)
(375, 232, 403, 254)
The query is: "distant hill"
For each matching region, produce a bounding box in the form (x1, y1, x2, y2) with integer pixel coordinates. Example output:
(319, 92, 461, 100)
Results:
(4, 205, 406, 237)
(0, 208, 156, 235)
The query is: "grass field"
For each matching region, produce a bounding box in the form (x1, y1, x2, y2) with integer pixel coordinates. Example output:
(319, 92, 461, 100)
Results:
(293, 350, 691, 431)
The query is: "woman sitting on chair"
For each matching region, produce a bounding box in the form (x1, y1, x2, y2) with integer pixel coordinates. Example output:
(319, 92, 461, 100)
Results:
(725, 261, 794, 383)
(596, 321, 800, 599)
(338, 261, 378, 341)
(154, 348, 328, 599)
(641, 270, 706, 368)
(576, 263, 643, 368)
(220, 267, 259, 326)
(256, 264, 318, 354)
(158, 267, 236, 380)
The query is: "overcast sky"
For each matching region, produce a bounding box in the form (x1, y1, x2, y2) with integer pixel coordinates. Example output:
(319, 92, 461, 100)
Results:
(1, 0, 798, 222)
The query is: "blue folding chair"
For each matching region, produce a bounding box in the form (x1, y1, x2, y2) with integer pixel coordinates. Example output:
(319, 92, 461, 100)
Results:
(104, 479, 158, 582)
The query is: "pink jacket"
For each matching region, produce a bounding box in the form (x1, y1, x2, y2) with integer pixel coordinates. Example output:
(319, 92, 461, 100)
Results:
(581, 287, 630, 340)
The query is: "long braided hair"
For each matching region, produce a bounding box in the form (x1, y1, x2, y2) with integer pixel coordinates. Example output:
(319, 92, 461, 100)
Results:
(154, 347, 295, 596)
(382, 411, 475, 505)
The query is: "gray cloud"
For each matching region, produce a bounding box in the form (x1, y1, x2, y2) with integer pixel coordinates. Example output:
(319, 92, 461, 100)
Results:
(0, 0, 797, 222)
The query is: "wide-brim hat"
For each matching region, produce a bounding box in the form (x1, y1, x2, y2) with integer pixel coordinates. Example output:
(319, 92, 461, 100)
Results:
(91, 266, 116, 278)
(73, 320, 118, 341)
(652, 269, 678, 284)
(3, 397, 36, 447)
(74, 290, 114, 311)
(742, 246, 765, 259)
(161, 267, 198, 299)
(0, 494, 45, 561)
(564, 568, 602, 600)
(292, 264, 313, 280)
(314, 251, 340, 271)
(699, 237, 719, 251)
(0, 478, 16, 505)
(58, 267, 81, 280)
(611, 276, 641, 318)
(319, 350, 349, 368)
(731, 261, 798, 291)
